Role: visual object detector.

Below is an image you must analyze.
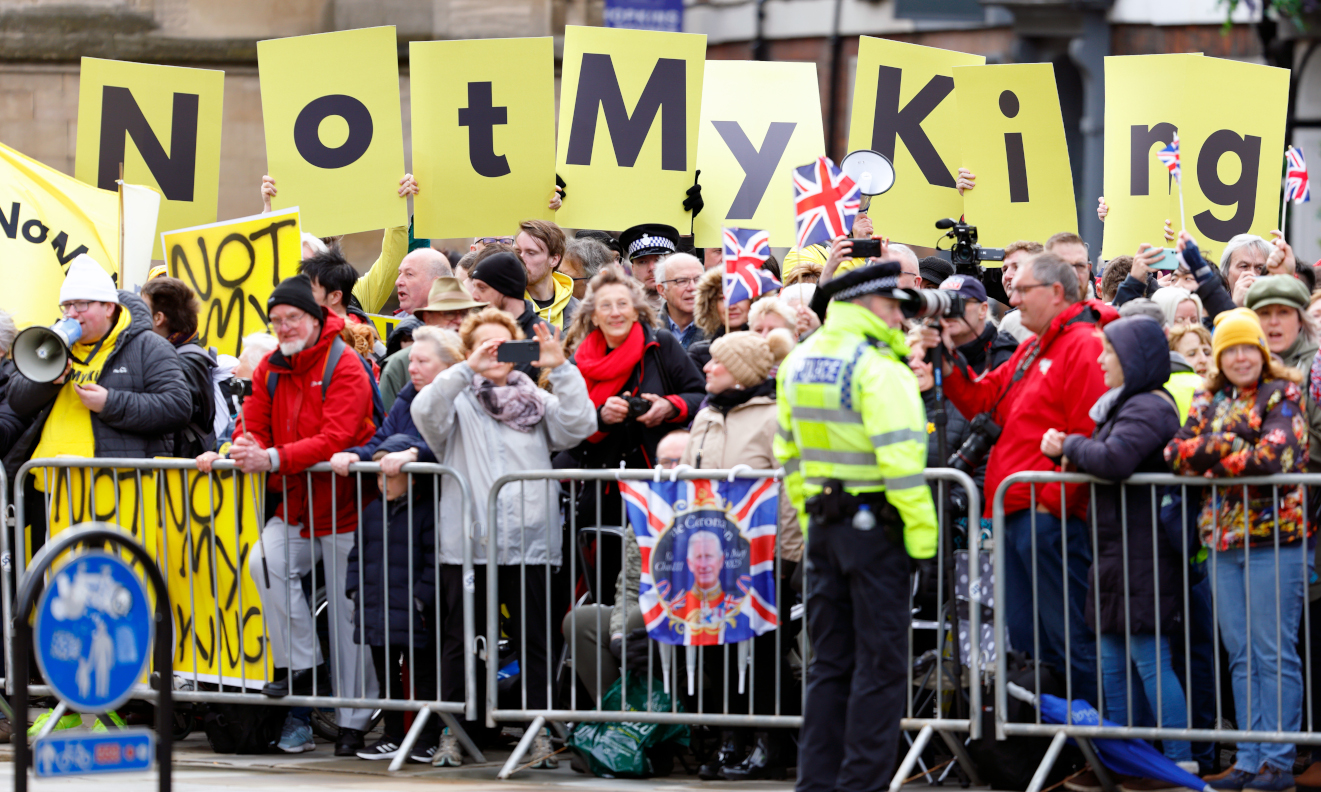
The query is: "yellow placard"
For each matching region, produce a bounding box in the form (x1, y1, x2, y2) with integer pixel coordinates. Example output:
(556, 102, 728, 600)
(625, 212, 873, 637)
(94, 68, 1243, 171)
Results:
(1101, 54, 1200, 260)
(162, 208, 302, 358)
(39, 465, 158, 559)
(158, 467, 274, 686)
(954, 63, 1077, 249)
(410, 38, 556, 239)
(1181, 57, 1288, 252)
(367, 312, 398, 345)
(0, 141, 119, 328)
(555, 25, 706, 231)
(847, 38, 983, 247)
(74, 58, 224, 260)
(693, 61, 824, 247)
(258, 27, 407, 237)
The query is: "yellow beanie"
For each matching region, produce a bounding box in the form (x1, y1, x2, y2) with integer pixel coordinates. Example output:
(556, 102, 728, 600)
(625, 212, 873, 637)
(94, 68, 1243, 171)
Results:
(1211, 307, 1270, 369)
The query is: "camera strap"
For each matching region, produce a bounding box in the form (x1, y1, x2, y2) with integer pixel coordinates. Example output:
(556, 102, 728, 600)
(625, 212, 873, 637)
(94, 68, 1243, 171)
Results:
(984, 339, 1042, 419)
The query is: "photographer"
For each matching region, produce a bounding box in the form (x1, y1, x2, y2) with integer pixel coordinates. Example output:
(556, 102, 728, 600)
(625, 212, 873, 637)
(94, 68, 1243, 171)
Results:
(933, 252, 1117, 705)
(920, 275, 1018, 375)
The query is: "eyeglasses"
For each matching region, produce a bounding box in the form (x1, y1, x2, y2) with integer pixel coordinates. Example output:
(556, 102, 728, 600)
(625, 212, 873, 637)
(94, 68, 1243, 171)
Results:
(477, 237, 514, 245)
(268, 313, 309, 330)
(658, 457, 683, 468)
(58, 301, 96, 316)
(660, 277, 700, 289)
(1011, 282, 1053, 296)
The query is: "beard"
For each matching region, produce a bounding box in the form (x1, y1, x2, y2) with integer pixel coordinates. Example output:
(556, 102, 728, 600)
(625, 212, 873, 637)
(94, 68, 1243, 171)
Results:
(279, 337, 308, 357)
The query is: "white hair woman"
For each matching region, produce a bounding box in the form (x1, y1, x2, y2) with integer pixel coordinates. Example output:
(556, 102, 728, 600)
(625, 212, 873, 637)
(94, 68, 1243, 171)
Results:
(1150, 287, 1204, 328)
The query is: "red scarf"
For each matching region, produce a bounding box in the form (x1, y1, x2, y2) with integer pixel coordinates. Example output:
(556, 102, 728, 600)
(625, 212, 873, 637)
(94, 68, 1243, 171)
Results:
(575, 322, 646, 409)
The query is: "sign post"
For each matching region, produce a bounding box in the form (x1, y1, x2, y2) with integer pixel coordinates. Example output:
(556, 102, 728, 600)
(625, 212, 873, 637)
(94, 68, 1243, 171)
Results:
(12, 523, 173, 792)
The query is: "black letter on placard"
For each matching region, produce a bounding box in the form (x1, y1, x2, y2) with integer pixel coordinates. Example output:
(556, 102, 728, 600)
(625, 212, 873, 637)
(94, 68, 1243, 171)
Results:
(999, 91, 1028, 203)
(871, 66, 955, 188)
(293, 95, 374, 170)
(1129, 123, 1178, 196)
(458, 82, 511, 178)
(98, 86, 199, 200)
(711, 121, 796, 219)
(566, 54, 687, 171)
(1194, 129, 1261, 240)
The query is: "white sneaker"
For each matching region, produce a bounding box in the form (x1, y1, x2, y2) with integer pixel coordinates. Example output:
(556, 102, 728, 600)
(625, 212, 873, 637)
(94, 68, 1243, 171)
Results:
(530, 728, 558, 769)
(431, 729, 462, 767)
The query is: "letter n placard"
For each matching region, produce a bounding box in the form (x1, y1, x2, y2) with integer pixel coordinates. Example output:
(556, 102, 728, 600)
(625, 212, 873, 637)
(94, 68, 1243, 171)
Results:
(555, 25, 706, 231)
(75, 57, 224, 259)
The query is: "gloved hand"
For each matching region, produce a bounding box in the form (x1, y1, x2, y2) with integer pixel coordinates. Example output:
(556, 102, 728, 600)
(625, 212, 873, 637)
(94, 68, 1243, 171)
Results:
(349, 591, 359, 629)
(1176, 235, 1215, 287)
(555, 174, 567, 199)
(683, 170, 703, 217)
(622, 627, 657, 676)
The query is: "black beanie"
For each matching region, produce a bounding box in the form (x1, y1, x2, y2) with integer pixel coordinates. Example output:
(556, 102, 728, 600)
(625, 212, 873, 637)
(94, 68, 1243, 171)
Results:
(470, 252, 527, 300)
(268, 274, 323, 320)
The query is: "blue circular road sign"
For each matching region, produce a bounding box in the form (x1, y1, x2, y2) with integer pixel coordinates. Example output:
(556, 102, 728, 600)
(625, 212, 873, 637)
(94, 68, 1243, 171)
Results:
(34, 551, 153, 713)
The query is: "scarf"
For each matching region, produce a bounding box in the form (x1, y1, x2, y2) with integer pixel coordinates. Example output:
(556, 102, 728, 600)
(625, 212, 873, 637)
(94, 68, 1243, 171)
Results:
(702, 377, 776, 415)
(472, 370, 545, 433)
(574, 322, 646, 408)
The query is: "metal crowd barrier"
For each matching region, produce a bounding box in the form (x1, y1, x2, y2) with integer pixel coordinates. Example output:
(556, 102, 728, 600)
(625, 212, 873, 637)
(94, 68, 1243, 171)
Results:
(992, 470, 1321, 792)
(8, 456, 479, 771)
(484, 467, 983, 786)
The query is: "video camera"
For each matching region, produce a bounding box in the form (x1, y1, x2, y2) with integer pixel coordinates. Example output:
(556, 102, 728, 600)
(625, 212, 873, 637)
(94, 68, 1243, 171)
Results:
(935, 218, 1004, 278)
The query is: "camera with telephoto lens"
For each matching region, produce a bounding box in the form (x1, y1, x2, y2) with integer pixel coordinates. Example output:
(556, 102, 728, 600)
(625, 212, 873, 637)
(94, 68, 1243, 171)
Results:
(948, 412, 1002, 474)
(935, 218, 1005, 278)
(900, 289, 965, 321)
(625, 396, 653, 420)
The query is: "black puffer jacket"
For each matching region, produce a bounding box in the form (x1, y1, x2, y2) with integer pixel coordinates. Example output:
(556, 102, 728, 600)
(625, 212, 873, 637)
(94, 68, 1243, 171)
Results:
(1060, 316, 1183, 635)
(8, 291, 192, 460)
(0, 359, 31, 457)
(957, 322, 1018, 375)
(345, 478, 436, 647)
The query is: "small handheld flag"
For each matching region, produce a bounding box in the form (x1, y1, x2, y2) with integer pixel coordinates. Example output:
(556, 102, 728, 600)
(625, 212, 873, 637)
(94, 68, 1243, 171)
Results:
(1157, 132, 1181, 183)
(793, 156, 860, 248)
(722, 227, 779, 307)
(1287, 146, 1310, 204)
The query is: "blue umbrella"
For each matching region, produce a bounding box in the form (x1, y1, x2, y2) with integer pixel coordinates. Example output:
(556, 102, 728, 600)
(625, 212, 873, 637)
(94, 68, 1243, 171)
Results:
(1007, 683, 1209, 792)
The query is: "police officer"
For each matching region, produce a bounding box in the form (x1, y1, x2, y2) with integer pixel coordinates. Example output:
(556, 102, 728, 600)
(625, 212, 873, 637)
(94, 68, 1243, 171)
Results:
(774, 260, 937, 792)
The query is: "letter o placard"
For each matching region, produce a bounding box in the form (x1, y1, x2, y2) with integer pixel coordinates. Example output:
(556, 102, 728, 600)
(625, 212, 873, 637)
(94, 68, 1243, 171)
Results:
(293, 95, 374, 170)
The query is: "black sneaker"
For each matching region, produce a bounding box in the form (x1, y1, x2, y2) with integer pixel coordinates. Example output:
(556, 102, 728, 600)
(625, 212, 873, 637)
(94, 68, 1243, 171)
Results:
(409, 743, 438, 764)
(355, 737, 400, 761)
(335, 727, 367, 757)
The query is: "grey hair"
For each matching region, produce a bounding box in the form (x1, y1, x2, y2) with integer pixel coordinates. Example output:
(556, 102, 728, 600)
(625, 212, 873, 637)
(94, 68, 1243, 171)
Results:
(566, 237, 613, 281)
(1117, 297, 1166, 327)
(886, 243, 919, 269)
(780, 282, 817, 306)
(1028, 253, 1080, 304)
(1219, 234, 1271, 278)
(239, 332, 278, 367)
(410, 325, 466, 366)
(0, 310, 16, 356)
(655, 252, 701, 284)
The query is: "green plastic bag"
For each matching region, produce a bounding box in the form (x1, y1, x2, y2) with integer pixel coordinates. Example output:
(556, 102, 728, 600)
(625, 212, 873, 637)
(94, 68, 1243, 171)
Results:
(567, 673, 690, 777)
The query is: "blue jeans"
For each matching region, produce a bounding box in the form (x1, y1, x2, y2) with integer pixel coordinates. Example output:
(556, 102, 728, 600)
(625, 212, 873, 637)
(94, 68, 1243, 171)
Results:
(1004, 510, 1097, 705)
(1213, 543, 1306, 773)
(1100, 633, 1191, 762)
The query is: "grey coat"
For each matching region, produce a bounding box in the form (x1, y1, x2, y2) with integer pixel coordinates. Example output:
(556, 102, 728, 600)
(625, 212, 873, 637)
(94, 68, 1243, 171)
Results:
(8, 291, 191, 460)
(411, 361, 597, 565)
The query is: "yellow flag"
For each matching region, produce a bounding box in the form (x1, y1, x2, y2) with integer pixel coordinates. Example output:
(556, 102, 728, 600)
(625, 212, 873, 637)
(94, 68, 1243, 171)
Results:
(954, 63, 1077, 250)
(161, 208, 302, 358)
(847, 38, 983, 247)
(410, 38, 557, 239)
(0, 141, 118, 328)
(1180, 57, 1288, 253)
(258, 27, 407, 237)
(75, 57, 224, 260)
(694, 61, 824, 247)
(1101, 54, 1201, 260)
(555, 25, 706, 231)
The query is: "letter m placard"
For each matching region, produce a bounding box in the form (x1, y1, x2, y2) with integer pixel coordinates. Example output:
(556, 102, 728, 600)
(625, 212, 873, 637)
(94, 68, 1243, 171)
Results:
(566, 54, 687, 171)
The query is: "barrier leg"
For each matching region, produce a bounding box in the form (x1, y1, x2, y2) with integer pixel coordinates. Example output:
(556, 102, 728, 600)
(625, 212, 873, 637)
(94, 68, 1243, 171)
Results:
(888, 724, 933, 792)
(388, 708, 430, 772)
(1074, 736, 1120, 792)
(437, 711, 486, 763)
(937, 729, 984, 787)
(1025, 731, 1068, 792)
(497, 714, 545, 779)
(0, 692, 16, 722)
(34, 702, 67, 739)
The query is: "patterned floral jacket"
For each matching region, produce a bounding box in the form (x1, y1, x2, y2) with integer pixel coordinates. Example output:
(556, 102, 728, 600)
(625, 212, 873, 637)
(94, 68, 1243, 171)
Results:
(1163, 377, 1309, 551)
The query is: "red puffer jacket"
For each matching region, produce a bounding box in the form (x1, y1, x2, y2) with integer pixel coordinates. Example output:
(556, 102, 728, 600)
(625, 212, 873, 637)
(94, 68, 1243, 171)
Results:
(240, 310, 377, 536)
(944, 300, 1117, 520)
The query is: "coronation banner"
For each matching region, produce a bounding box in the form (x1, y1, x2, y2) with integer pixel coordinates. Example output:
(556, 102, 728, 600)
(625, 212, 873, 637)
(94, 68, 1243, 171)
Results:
(162, 208, 303, 358)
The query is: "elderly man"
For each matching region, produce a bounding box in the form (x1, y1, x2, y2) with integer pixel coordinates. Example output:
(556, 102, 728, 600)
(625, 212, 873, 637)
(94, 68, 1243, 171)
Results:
(199, 274, 379, 758)
(394, 248, 454, 316)
(1221, 234, 1272, 307)
(656, 253, 706, 349)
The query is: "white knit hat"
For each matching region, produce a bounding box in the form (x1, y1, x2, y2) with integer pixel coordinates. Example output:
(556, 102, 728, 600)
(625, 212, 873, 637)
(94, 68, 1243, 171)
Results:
(59, 254, 119, 305)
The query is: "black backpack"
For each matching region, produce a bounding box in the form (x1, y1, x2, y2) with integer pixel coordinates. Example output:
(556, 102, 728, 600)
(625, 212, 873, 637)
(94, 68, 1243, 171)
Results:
(266, 336, 385, 428)
(201, 700, 286, 754)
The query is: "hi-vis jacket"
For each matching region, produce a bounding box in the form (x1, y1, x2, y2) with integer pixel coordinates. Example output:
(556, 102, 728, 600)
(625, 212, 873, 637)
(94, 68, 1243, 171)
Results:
(773, 300, 937, 559)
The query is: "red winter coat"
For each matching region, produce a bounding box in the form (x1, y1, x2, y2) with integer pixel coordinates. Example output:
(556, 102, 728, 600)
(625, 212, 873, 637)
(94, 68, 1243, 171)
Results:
(944, 300, 1117, 520)
(239, 310, 377, 536)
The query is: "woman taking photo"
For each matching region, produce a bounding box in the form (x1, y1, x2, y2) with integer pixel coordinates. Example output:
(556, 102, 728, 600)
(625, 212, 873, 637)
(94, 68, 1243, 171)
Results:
(412, 308, 597, 768)
(1164, 308, 1309, 792)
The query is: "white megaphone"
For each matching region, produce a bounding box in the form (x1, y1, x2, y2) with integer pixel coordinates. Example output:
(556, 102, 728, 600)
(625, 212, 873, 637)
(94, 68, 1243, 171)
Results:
(12, 317, 81, 383)
(840, 149, 896, 211)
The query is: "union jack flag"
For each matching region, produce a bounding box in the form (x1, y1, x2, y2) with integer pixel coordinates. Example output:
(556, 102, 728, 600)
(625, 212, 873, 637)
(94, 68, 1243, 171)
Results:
(1157, 132, 1181, 183)
(1287, 146, 1310, 204)
(619, 477, 780, 646)
(792, 156, 860, 249)
(722, 227, 780, 306)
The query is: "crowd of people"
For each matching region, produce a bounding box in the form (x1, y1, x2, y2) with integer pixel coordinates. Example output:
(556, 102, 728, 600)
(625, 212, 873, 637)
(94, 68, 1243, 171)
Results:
(1, 167, 1319, 792)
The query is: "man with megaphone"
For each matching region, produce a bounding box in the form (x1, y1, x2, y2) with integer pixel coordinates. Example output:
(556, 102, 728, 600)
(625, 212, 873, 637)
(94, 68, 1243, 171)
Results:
(7, 254, 192, 468)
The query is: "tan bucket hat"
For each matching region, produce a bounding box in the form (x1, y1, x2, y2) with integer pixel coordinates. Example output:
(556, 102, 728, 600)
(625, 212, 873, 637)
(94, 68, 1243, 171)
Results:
(416, 277, 487, 314)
